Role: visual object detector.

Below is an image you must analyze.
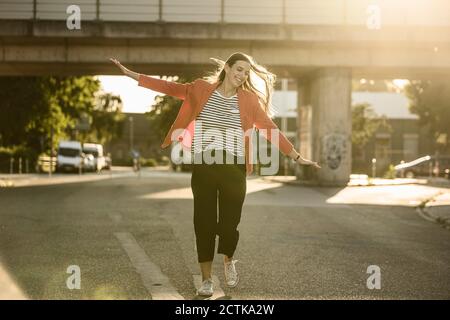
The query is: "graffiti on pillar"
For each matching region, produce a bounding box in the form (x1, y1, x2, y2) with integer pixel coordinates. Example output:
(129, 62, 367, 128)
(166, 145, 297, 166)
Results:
(322, 134, 347, 170)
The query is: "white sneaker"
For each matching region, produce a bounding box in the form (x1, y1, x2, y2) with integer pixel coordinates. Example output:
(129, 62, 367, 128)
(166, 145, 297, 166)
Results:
(197, 278, 214, 296)
(224, 260, 239, 288)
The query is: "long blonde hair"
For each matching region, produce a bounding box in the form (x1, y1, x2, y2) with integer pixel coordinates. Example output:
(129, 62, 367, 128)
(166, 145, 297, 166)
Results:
(204, 52, 276, 116)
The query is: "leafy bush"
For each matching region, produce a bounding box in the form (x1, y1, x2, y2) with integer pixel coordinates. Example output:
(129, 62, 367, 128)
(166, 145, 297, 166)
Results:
(159, 156, 170, 165)
(140, 158, 157, 167)
(383, 164, 397, 179)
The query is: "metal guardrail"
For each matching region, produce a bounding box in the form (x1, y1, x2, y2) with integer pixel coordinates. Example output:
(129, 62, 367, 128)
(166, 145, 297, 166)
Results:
(0, 0, 449, 26)
(394, 155, 431, 171)
(7, 156, 31, 174)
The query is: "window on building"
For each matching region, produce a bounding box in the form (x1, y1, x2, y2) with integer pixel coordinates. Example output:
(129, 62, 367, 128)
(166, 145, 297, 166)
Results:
(375, 133, 391, 163)
(403, 134, 419, 161)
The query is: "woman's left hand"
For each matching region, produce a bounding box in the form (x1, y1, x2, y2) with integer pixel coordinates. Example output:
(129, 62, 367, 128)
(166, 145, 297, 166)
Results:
(296, 157, 321, 169)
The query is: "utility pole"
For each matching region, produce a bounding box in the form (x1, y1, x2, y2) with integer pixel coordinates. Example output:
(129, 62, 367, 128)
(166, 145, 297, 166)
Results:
(372, 158, 377, 179)
(49, 126, 54, 177)
(129, 116, 134, 152)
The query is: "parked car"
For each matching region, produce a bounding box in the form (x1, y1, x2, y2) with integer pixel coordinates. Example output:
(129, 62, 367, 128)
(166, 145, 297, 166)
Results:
(82, 143, 106, 172)
(82, 153, 96, 172)
(394, 155, 450, 179)
(56, 141, 87, 173)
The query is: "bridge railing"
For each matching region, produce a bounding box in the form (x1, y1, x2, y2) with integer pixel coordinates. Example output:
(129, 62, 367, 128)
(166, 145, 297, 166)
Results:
(0, 0, 449, 26)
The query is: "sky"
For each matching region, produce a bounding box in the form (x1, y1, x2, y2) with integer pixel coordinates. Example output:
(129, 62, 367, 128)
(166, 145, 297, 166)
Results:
(97, 75, 158, 113)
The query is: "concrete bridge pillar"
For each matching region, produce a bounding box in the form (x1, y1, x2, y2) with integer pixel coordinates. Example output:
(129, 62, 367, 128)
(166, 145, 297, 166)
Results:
(296, 68, 352, 186)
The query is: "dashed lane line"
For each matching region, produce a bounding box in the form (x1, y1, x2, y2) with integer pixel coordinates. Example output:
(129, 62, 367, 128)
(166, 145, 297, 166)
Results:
(114, 232, 184, 300)
(0, 263, 28, 300)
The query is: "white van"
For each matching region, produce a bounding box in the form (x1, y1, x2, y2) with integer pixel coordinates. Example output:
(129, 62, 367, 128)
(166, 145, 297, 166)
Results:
(57, 141, 84, 173)
(82, 143, 106, 172)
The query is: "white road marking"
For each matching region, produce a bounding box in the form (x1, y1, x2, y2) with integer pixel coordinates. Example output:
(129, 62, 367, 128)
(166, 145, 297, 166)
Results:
(0, 263, 28, 300)
(114, 232, 184, 300)
(193, 275, 226, 300)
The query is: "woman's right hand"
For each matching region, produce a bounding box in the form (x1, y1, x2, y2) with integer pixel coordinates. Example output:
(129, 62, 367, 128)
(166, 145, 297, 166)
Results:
(110, 58, 128, 75)
(110, 58, 141, 80)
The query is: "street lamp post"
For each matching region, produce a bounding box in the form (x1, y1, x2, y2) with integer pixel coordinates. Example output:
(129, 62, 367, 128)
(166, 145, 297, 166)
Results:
(129, 116, 134, 152)
(372, 158, 377, 179)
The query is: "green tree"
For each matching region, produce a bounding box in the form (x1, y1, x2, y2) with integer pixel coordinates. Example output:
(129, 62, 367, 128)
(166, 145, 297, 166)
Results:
(145, 76, 194, 150)
(405, 80, 450, 153)
(352, 103, 389, 157)
(0, 77, 48, 148)
(78, 91, 126, 145)
(46, 76, 100, 145)
(0, 75, 128, 172)
(0, 76, 101, 152)
(146, 94, 182, 143)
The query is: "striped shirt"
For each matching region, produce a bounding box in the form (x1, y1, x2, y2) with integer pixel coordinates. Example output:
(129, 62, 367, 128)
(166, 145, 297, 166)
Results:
(192, 90, 245, 161)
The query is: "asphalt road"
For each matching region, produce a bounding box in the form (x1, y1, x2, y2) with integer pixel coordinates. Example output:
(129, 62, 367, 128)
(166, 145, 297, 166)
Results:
(0, 170, 449, 299)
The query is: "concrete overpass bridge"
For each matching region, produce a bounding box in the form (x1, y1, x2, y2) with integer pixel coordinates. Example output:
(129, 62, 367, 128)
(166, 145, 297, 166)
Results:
(1, 0, 450, 185)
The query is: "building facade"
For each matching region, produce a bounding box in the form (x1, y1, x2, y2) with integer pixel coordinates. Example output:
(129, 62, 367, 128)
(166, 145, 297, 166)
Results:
(351, 92, 431, 176)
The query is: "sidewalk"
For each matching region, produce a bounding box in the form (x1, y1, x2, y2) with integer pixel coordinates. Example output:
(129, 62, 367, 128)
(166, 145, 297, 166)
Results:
(0, 166, 173, 188)
(0, 172, 115, 188)
(0, 166, 131, 188)
(263, 175, 450, 229)
(263, 175, 450, 189)
(261, 175, 436, 187)
(348, 175, 450, 187)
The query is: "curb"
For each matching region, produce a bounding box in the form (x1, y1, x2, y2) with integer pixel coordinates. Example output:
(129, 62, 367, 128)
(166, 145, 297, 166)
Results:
(416, 194, 450, 230)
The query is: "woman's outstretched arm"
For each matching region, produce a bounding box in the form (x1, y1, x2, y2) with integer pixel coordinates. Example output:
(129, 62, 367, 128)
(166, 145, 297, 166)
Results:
(109, 57, 193, 100)
(110, 58, 140, 81)
(252, 96, 321, 169)
(288, 148, 321, 169)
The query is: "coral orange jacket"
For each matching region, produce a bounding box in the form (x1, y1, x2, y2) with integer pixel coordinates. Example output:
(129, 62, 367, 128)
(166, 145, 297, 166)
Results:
(138, 74, 294, 175)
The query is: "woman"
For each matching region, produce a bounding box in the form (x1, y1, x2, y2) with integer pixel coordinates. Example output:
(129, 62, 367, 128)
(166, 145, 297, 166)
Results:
(110, 52, 320, 297)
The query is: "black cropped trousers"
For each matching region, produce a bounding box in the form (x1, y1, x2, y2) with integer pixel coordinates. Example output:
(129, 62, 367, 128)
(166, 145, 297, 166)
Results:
(190, 152, 247, 263)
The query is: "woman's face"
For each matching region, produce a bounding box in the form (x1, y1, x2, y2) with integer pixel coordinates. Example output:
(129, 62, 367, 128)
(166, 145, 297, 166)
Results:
(225, 60, 251, 88)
